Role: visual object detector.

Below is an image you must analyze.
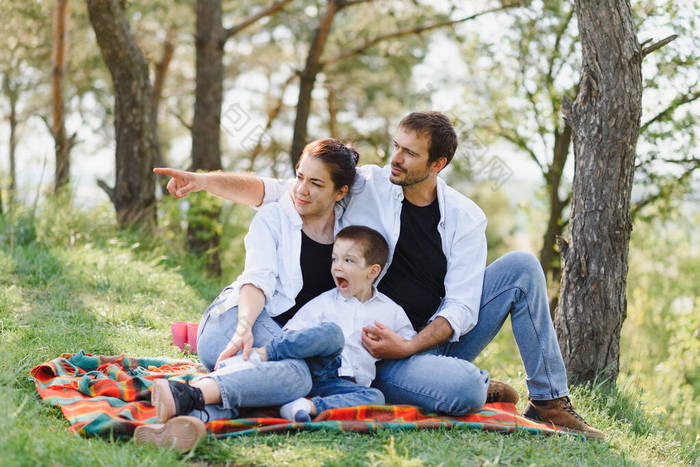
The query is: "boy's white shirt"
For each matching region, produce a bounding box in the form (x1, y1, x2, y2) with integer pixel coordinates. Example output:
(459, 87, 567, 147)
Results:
(210, 192, 343, 318)
(261, 164, 487, 341)
(284, 287, 416, 387)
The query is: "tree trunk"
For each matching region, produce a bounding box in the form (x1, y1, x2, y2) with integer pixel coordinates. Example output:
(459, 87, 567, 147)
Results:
(152, 32, 174, 195)
(539, 122, 571, 314)
(289, 0, 342, 167)
(327, 85, 337, 138)
(4, 76, 18, 210)
(52, 0, 71, 194)
(555, 0, 642, 387)
(87, 0, 158, 229)
(188, 0, 225, 276)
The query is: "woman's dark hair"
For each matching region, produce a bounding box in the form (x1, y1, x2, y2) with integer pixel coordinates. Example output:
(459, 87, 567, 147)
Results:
(297, 138, 359, 190)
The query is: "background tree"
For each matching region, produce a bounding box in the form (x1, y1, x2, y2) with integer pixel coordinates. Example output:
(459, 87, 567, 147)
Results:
(289, 1, 519, 167)
(455, 0, 698, 311)
(87, 0, 159, 228)
(182, 0, 293, 276)
(51, 0, 77, 194)
(555, 0, 677, 386)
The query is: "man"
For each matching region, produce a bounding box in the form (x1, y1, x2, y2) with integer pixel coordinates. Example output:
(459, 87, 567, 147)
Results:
(155, 111, 603, 439)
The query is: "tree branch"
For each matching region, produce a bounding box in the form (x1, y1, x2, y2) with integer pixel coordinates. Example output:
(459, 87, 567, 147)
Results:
(319, 5, 516, 67)
(641, 34, 677, 57)
(169, 109, 192, 131)
(247, 72, 298, 170)
(97, 179, 115, 204)
(225, 0, 293, 39)
(342, 0, 375, 7)
(632, 162, 698, 217)
(546, 7, 575, 88)
(640, 90, 700, 133)
(499, 128, 545, 173)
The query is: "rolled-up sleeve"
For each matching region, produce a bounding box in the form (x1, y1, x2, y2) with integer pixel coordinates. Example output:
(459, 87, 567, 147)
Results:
(260, 177, 294, 206)
(429, 217, 487, 341)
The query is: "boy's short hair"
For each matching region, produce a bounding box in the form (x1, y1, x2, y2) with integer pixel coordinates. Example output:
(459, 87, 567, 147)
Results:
(335, 226, 389, 270)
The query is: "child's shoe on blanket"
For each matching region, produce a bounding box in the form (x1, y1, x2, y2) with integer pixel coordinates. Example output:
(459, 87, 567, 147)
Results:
(151, 379, 205, 422)
(134, 416, 206, 452)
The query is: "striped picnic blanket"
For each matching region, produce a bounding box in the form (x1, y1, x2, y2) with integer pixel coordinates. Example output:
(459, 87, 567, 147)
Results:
(30, 351, 568, 439)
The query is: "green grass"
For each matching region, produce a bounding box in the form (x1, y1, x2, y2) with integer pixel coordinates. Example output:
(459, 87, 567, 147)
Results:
(0, 205, 697, 466)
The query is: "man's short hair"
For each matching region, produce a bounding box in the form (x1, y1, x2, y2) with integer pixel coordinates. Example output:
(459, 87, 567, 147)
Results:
(399, 111, 458, 166)
(335, 225, 389, 270)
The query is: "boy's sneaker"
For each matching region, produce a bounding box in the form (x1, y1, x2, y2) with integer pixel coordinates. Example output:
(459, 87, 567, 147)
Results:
(486, 379, 519, 404)
(151, 379, 205, 422)
(522, 396, 605, 440)
(133, 416, 206, 452)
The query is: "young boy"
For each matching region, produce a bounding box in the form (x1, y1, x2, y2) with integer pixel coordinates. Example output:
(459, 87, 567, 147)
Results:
(249, 225, 416, 421)
(134, 226, 414, 450)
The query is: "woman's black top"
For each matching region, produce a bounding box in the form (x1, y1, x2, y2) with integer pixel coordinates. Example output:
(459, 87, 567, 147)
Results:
(273, 230, 336, 326)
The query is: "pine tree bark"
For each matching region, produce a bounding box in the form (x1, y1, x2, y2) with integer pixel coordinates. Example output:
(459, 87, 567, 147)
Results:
(555, 0, 643, 386)
(87, 0, 158, 228)
(52, 0, 71, 194)
(188, 0, 225, 276)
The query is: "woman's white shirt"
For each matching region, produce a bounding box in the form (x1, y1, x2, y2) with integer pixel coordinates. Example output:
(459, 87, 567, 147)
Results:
(209, 192, 343, 318)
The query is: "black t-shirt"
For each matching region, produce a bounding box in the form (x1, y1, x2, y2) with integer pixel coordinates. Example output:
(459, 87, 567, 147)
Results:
(378, 198, 447, 331)
(273, 230, 336, 327)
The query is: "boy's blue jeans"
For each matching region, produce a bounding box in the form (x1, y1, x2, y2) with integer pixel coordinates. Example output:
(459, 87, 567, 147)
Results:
(193, 301, 312, 420)
(372, 251, 569, 416)
(265, 322, 385, 413)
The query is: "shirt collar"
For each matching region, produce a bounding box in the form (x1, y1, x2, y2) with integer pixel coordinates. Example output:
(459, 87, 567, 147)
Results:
(280, 191, 303, 228)
(332, 286, 381, 304)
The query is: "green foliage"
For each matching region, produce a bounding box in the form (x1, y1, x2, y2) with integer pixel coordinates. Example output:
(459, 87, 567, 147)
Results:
(185, 191, 223, 243)
(620, 214, 700, 446)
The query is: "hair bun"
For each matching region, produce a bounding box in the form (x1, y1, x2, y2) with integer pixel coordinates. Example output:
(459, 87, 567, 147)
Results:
(349, 147, 360, 166)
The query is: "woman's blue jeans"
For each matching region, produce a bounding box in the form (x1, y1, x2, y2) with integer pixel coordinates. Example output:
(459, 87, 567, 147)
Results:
(372, 251, 569, 416)
(265, 322, 385, 412)
(193, 299, 312, 420)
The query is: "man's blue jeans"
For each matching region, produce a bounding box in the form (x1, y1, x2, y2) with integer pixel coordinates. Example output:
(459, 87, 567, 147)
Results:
(373, 251, 569, 416)
(193, 298, 312, 420)
(265, 322, 385, 412)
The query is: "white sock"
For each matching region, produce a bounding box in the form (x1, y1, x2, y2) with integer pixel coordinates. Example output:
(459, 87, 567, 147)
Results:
(280, 397, 312, 422)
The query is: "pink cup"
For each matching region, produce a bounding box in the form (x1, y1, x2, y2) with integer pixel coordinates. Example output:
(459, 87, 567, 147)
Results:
(186, 322, 199, 354)
(171, 321, 188, 350)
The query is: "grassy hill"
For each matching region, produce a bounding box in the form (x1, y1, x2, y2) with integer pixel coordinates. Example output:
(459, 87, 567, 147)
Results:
(0, 203, 696, 466)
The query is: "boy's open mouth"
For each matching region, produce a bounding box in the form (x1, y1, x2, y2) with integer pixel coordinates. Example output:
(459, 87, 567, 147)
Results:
(335, 276, 350, 290)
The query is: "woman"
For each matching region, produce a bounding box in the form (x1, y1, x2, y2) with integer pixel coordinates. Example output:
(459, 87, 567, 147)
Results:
(144, 139, 360, 438)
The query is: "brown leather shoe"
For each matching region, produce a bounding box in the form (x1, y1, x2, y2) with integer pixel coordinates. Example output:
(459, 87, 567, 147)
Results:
(134, 416, 207, 452)
(486, 379, 519, 404)
(522, 396, 605, 440)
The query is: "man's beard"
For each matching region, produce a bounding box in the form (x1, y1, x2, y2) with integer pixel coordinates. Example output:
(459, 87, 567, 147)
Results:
(390, 164, 431, 186)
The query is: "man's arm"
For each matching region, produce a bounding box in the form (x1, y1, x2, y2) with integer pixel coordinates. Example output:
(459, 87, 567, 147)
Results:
(153, 167, 265, 206)
(361, 316, 452, 360)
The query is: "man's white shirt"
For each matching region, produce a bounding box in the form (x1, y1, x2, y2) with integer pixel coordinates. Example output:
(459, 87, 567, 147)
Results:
(284, 288, 416, 387)
(262, 164, 487, 341)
